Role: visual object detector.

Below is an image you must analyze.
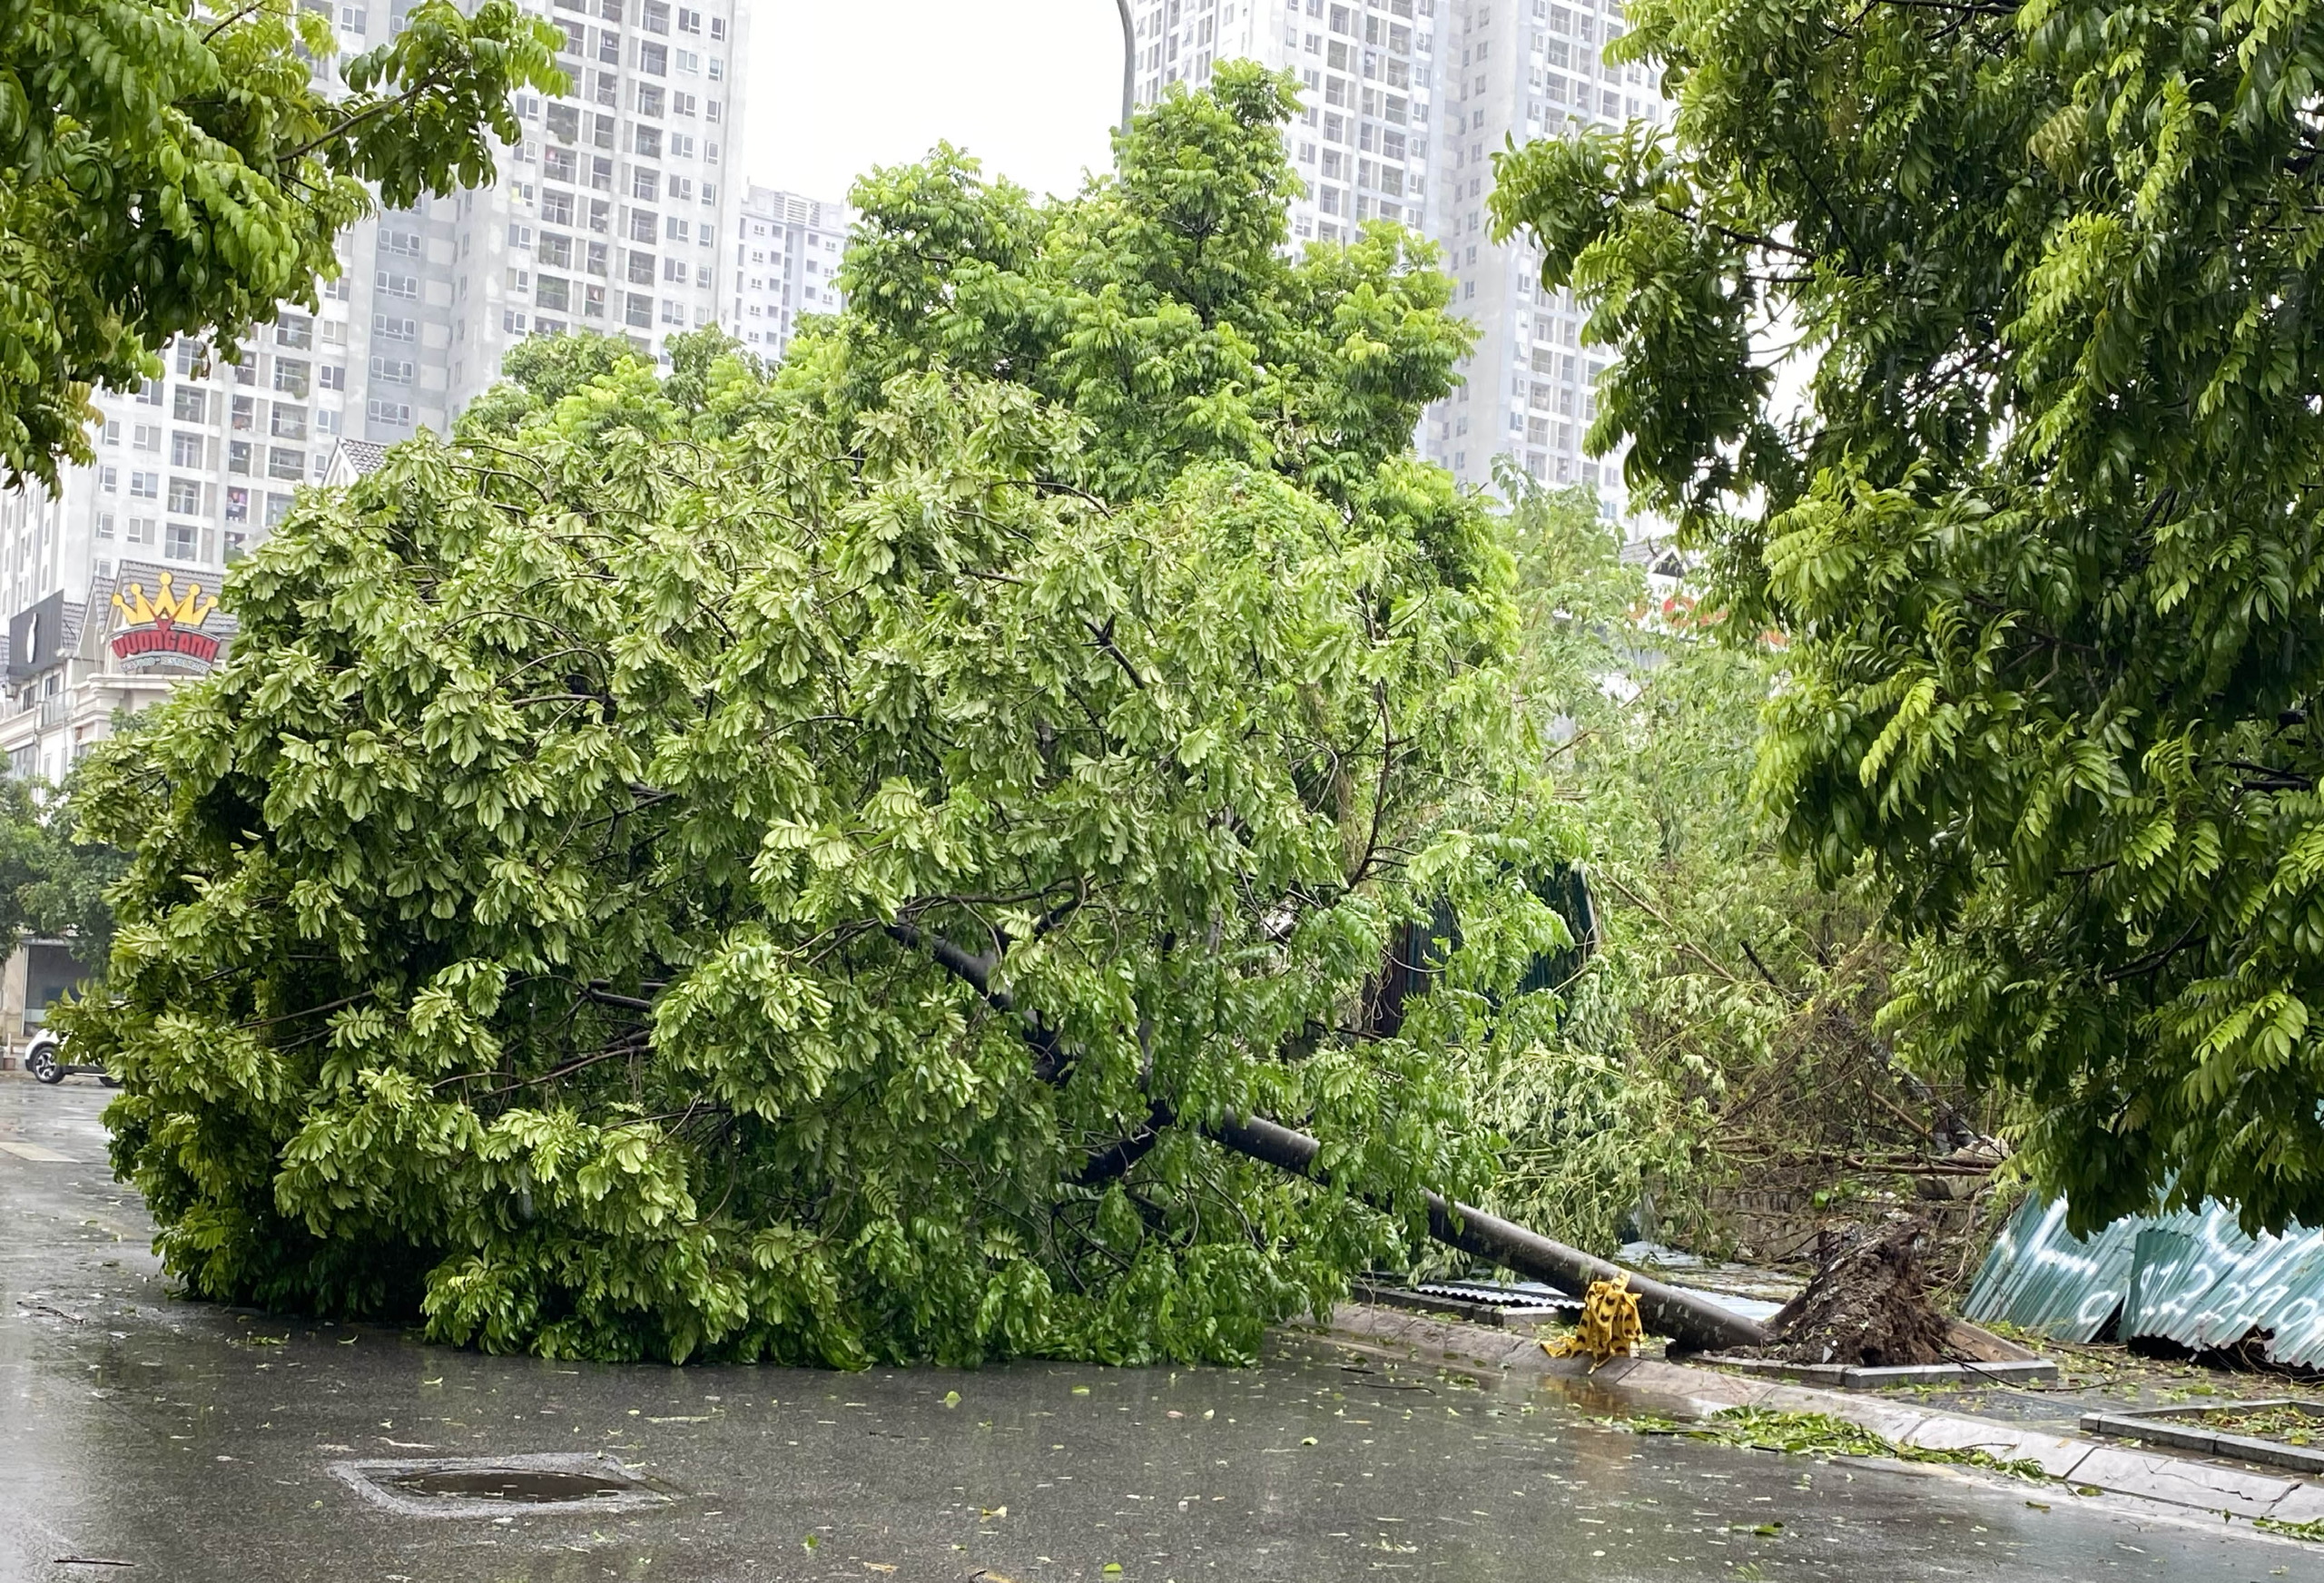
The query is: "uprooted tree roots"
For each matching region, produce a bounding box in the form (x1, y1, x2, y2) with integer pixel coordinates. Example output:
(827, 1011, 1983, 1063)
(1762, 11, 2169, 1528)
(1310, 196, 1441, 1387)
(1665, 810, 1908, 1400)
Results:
(1758, 1217, 1954, 1367)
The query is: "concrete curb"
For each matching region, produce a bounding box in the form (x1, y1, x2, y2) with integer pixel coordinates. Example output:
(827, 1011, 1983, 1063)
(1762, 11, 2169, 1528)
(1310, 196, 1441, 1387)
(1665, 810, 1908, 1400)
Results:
(1311, 1302, 2324, 1530)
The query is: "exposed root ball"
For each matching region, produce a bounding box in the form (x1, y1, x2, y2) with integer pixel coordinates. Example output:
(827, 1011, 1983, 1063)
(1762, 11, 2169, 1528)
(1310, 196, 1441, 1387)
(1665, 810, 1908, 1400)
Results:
(1765, 1217, 1953, 1367)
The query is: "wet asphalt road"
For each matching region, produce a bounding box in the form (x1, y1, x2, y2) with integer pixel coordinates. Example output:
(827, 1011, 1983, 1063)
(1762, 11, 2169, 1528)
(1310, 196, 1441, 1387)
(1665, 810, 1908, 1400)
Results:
(4, 1077, 2319, 1583)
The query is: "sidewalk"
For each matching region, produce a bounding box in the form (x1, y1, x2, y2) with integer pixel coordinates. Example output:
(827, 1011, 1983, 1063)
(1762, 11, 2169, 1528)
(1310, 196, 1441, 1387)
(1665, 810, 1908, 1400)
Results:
(1313, 1301, 2324, 1533)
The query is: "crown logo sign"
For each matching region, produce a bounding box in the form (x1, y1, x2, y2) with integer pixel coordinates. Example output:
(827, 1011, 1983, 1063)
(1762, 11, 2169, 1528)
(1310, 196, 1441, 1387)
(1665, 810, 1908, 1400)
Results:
(113, 573, 214, 633)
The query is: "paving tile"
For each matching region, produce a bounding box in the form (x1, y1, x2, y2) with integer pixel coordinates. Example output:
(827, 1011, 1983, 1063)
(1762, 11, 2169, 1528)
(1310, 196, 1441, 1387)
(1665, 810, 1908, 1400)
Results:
(1902, 1413, 2093, 1480)
(1823, 1401, 1935, 1446)
(2263, 1480, 2324, 1524)
(2064, 1444, 2296, 1517)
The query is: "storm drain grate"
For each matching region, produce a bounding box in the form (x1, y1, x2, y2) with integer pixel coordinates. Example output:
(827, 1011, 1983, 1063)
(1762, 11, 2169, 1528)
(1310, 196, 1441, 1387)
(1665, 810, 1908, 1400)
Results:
(331, 1452, 673, 1517)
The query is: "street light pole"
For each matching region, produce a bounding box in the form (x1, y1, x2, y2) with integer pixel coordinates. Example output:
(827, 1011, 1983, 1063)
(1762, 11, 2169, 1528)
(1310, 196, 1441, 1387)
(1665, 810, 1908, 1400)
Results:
(1115, 0, 1136, 133)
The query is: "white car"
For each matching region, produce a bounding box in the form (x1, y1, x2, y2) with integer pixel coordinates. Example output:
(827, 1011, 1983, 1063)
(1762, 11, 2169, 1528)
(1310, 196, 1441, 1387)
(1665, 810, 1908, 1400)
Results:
(24, 1032, 115, 1087)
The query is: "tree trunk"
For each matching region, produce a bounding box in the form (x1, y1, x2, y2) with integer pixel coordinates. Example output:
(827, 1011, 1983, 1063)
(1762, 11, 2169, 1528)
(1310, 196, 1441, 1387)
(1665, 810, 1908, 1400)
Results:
(888, 919, 1774, 1353)
(1210, 1114, 1772, 1353)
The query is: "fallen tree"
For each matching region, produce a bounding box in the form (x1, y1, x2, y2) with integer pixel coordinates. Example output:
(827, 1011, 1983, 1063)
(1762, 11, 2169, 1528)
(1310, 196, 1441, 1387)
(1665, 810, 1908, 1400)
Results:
(892, 917, 1770, 1352)
(69, 72, 1710, 1366)
(1218, 1112, 1770, 1352)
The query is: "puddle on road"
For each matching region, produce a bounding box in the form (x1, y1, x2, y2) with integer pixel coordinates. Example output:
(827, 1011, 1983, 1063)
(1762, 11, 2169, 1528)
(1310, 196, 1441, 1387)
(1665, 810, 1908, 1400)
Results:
(386, 1467, 643, 1503)
(334, 1454, 673, 1517)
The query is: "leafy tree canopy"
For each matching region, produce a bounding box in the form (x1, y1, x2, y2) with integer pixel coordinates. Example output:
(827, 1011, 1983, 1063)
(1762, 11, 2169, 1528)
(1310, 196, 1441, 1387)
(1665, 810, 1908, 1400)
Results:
(0, 773, 129, 967)
(1462, 471, 1982, 1261)
(1491, 0, 2324, 1231)
(0, 0, 563, 485)
(73, 73, 1579, 1366)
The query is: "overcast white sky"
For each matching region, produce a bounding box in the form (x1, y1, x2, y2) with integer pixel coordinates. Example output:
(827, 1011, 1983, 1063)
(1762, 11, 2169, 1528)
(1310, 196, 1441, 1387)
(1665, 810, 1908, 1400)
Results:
(738, 1, 1125, 207)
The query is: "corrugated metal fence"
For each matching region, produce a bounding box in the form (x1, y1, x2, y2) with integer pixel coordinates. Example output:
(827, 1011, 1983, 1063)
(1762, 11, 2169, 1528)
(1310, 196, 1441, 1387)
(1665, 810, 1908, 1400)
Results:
(1965, 1197, 2324, 1367)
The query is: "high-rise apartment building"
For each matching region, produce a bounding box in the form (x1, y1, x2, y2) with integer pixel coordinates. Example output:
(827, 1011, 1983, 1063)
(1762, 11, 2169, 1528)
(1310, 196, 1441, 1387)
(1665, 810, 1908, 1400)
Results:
(1128, 0, 1669, 505)
(0, 0, 752, 782)
(729, 186, 853, 360)
(1421, 0, 1669, 499)
(1131, 0, 1440, 249)
(445, 0, 751, 413)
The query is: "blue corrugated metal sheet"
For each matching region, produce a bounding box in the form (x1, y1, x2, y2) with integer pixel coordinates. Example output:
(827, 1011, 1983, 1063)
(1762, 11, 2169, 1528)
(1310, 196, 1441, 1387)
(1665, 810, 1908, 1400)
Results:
(1965, 1196, 2324, 1367)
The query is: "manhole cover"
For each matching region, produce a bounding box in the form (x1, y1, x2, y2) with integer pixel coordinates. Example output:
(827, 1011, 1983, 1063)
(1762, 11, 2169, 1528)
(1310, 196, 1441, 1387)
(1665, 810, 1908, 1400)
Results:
(331, 1453, 672, 1518)
(388, 1468, 640, 1502)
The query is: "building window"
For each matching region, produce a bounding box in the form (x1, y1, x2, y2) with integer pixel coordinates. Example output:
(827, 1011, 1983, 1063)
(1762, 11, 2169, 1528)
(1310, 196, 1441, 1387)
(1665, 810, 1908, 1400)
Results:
(172, 387, 207, 423)
(638, 40, 666, 73)
(634, 125, 662, 158)
(228, 441, 251, 475)
(171, 430, 204, 467)
(625, 292, 653, 327)
(165, 521, 199, 561)
(366, 399, 412, 427)
(632, 169, 660, 202)
(320, 364, 345, 391)
(537, 276, 571, 311)
(265, 492, 295, 526)
(375, 270, 419, 298)
(271, 405, 308, 439)
(130, 469, 159, 499)
(97, 512, 116, 539)
(267, 447, 304, 480)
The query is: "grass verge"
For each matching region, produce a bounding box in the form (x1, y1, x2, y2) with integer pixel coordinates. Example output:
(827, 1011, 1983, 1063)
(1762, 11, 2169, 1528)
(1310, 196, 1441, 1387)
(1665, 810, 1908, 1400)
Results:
(1620, 1406, 2051, 1480)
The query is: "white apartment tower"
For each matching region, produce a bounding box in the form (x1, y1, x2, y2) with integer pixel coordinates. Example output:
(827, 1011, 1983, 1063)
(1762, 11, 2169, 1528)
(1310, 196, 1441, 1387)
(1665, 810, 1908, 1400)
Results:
(730, 186, 852, 361)
(1421, 0, 1669, 499)
(446, 0, 751, 412)
(1131, 0, 1440, 249)
(0, 0, 751, 782)
(1128, 0, 1669, 504)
